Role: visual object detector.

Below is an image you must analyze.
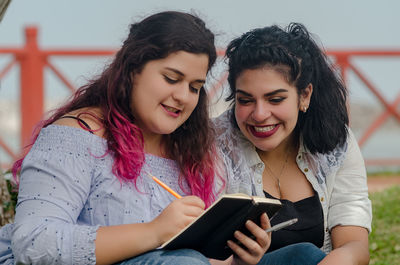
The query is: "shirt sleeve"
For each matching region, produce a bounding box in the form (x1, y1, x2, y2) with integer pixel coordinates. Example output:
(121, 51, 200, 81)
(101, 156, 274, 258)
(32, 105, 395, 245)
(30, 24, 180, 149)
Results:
(11, 126, 102, 265)
(327, 129, 372, 232)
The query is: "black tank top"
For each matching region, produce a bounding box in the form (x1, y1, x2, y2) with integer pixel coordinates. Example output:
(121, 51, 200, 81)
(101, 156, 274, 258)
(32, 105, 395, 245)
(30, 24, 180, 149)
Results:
(263, 190, 324, 252)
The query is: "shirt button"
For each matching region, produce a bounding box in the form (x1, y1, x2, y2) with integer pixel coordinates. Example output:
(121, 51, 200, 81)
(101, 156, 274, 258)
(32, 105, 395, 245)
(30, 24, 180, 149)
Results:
(257, 163, 263, 168)
(257, 178, 262, 184)
(320, 197, 324, 202)
(297, 155, 302, 159)
(325, 228, 329, 232)
(304, 168, 309, 172)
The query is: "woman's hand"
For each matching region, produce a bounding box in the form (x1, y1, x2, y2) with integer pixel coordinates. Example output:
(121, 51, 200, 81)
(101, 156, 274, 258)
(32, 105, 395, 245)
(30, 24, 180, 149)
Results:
(228, 213, 271, 265)
(95, 196, 205, 265)
(150, 196, 205, 246)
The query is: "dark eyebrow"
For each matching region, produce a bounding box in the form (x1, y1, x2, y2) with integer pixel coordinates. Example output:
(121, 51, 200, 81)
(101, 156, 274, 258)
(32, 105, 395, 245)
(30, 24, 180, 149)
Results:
(235, 89, 252, 97)
(165, 67, 205, 84)
(236, 88, 288, 97)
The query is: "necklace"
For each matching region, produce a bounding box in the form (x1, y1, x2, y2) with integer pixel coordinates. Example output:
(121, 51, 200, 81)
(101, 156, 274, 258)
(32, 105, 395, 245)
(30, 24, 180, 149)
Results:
(264, 152, 289, 199)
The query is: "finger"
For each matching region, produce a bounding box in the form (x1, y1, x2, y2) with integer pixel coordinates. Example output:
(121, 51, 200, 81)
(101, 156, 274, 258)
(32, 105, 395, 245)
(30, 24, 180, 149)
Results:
(181, 205, 205, 218)
(169, 197, 204, 217)
(179, 215, 198, 228)
(227, 239, 252, 261)
(173, 210, 203, 229)
(260, 212, 271, 230)
(233, 230, 261, 255)
(245, 219, 270, 249)
(180, 196, 206, 209)
(227, 238, 259, 265)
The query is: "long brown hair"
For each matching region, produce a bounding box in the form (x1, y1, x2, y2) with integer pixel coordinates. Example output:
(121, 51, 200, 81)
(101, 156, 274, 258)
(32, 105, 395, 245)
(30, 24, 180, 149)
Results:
(13, 11, 222, 206)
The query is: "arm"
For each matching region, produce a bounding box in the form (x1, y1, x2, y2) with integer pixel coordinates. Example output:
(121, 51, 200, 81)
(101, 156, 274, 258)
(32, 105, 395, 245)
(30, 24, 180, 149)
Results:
(11, 127, 205, 265)
(95, 196, 205, 265)
(319, 226, 369, 265)
(12, 128, 99, 264)
(322, 129, 372, 264)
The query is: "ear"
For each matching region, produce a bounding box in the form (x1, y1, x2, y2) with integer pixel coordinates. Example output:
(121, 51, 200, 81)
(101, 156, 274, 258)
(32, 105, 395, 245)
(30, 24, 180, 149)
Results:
(299, 83, 313, 112)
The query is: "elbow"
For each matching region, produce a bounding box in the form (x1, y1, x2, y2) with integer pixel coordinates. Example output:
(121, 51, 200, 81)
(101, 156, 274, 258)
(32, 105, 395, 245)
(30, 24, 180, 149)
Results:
(365, 254, 370, 265)
(360, 246, 370, 265)
(350, 240, 370, 265)
(11, 224, 34, 263)
(11, 223, 52, 264)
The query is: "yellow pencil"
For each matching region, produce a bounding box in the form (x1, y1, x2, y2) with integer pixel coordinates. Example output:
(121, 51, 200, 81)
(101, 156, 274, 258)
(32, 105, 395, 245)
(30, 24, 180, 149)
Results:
(145, 171, 182, 199)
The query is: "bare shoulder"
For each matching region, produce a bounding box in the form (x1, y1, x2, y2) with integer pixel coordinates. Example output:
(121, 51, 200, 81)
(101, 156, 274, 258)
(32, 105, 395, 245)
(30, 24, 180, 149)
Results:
(53, 107, 105, 137)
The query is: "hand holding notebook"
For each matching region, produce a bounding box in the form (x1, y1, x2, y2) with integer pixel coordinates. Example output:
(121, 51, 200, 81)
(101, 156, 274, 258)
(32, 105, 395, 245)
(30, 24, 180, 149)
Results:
(161, 193, 283, 260)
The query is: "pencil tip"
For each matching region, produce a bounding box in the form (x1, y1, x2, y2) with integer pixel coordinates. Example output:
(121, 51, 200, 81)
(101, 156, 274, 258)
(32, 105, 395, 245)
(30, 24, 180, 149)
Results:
(144, 171, 154, 179)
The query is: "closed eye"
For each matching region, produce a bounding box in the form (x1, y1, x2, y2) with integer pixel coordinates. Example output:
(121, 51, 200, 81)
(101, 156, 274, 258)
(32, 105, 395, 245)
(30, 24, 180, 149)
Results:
(269, 97, 286, 103)
(163, 75, 178, 84)
(237, 97, 253, 105)
(190, 85, 201, 94)
(165, 75, 202, 94)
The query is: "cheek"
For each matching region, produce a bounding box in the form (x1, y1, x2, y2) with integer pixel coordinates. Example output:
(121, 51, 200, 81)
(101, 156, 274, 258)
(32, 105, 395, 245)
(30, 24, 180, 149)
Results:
(275, 104, 299, 122)
(185, 95, 201, 117)
(191, 95, 200, 110)
(234, 104, 250, 123)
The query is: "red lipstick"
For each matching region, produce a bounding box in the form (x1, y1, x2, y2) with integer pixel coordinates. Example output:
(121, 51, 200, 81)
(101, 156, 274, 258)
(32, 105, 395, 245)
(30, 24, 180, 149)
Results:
(248, 124, 280, 138)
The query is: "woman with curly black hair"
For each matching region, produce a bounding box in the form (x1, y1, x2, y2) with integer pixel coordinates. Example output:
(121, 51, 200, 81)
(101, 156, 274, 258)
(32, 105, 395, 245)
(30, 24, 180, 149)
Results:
(215, 23, 372, 264)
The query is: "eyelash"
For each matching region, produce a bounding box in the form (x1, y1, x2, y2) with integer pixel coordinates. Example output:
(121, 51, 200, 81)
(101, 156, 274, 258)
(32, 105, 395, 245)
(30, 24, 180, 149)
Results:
(190, 86, 200, 94)
(237, 98, 252, 105)
(164, 75, 178, 84)
(236, 97, 286, 105)
(163, 75, 201, 94)
(270, 97, 285, 103)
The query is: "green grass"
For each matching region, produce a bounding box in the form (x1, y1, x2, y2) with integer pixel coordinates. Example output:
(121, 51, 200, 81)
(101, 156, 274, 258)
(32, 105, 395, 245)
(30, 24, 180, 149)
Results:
(369, 186, 400, 264)
(368, 171, 400, 177)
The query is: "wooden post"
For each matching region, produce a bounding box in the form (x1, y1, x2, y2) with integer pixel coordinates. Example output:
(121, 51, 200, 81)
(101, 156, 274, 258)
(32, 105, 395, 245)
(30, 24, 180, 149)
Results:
(18, 26, 44, 147)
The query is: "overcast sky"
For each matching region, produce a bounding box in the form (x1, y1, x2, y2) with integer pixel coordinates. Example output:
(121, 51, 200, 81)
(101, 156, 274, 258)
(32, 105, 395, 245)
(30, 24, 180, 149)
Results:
(2, 0, 400, 48)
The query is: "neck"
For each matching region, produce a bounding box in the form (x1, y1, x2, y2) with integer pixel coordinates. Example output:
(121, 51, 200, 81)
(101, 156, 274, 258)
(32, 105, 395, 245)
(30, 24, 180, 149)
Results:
(257, 135, 298, 164)
(142, 130, 166, 158)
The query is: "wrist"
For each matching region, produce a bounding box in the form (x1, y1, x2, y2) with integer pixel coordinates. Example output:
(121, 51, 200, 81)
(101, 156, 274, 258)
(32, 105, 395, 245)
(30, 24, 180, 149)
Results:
(147, 219, 164, 247)
(232, 256, 246, 265)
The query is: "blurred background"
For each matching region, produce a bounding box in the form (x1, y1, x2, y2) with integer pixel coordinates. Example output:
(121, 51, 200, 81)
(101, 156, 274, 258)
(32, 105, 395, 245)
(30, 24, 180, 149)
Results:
(1, 0, 399, 173)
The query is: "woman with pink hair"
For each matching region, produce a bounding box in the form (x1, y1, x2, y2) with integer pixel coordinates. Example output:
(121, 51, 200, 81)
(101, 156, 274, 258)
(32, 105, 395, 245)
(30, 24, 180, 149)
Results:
(0, 11, 272, 265)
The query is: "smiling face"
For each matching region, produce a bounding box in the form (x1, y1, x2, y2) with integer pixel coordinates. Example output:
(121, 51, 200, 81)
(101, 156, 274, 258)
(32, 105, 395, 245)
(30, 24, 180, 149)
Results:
(131, 51, 209, 144)
(234, 67, 312, 152)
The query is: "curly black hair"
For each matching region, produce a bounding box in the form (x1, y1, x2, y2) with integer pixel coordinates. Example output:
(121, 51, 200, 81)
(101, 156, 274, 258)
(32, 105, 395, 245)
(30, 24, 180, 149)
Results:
(225, 23, 348, 154)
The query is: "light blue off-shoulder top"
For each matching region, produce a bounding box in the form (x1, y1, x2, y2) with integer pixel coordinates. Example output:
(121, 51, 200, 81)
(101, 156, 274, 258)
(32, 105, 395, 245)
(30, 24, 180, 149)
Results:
(0, 125, 191, 265)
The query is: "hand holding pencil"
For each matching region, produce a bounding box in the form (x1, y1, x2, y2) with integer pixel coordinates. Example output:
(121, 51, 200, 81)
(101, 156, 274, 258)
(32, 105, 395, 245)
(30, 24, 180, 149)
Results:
(146, 171, 205, 244)
(150, 194, 206, 244)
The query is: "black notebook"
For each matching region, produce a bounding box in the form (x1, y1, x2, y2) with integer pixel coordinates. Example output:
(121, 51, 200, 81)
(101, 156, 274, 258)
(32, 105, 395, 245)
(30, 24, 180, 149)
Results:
(161, 193, 282, 260)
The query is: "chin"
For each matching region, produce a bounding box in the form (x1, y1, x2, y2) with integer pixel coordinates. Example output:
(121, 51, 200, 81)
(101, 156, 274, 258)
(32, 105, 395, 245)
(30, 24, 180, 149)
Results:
(257, 146, 276, 152)
(251, 140, 278, 152)
(162, 127, 181, 135)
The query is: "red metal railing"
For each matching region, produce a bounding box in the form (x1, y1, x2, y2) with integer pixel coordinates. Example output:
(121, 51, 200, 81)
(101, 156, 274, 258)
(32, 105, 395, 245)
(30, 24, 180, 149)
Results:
(1, 26, 399, 169)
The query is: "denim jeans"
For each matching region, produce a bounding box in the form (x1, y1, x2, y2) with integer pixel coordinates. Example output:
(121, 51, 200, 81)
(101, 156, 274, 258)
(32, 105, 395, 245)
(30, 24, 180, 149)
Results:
(116, 242, 325, 265)
(258, 242, 326, 265)
(116, 249, 211, 265)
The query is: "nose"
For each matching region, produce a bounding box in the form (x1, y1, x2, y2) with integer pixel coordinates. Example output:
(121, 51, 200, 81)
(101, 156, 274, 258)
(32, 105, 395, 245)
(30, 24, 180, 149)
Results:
(172, 83, 190, 104)
(251, 102, 271, 122)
